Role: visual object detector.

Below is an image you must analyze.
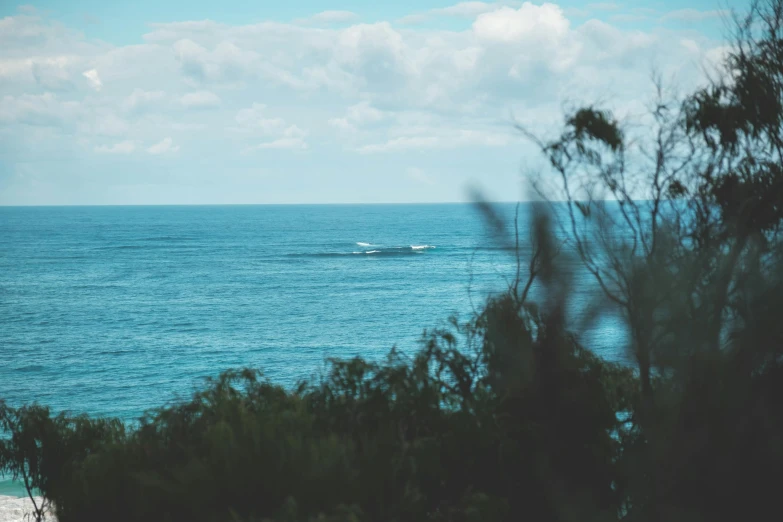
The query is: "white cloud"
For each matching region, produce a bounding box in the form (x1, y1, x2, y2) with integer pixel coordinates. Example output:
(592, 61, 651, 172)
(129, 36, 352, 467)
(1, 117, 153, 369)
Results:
(680, 38, 701, 55)
(328, 117, 356, 132)
(0, 92, 80, 127)
(357, 128, 513, 153)
(282, 125, 306, 138)
(249, 137, 308, 151)
(81, 110, 128, 136)
(297, 11, 360, 25)
(358, 136, 441, 153)
(704, 44, 732, 70)
(31, 57, 78, 90)
(147, 137, 179, 154)
(398, 14, 429, 25)
(82, 68, 102, 91)
(123, 88, 165, 112)
(95, 140, 135, 154)
(610, 13, 650, 23)
(233, 103, 307, 144)
(473, 3, 570, 43)
(438, 1, 499, 17)
(127, 3, 710, 116)
(180, 90, 220, 108)
(235, 103, 308, 150)
(170, 38, 260, 85)
(327, 101, 385, 134)
(235, 103, 286, 133)
(0, 5, 731, 204)
(661, 9, 728, 22)
(346, 101, 385, 125)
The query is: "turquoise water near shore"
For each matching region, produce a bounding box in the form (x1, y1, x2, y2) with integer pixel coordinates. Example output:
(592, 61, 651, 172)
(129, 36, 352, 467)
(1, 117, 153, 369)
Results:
(0, 203, 627, 495)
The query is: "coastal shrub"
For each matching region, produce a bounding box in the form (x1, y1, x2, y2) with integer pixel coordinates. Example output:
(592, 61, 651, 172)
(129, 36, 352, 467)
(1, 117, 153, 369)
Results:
(0, 402, 124, 522)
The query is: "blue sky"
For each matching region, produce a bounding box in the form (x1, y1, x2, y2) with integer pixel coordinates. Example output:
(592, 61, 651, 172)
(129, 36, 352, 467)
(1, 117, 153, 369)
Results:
(0, 1, 746, 204)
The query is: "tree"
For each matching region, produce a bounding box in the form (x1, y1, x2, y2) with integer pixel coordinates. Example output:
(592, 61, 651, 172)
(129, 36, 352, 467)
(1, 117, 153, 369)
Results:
(0, 402, 55, 522)
(516, 1, 783, 519)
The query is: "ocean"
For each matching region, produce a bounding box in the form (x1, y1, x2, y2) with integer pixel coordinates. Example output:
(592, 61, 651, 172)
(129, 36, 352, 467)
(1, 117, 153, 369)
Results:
(0, 203, 627, 443)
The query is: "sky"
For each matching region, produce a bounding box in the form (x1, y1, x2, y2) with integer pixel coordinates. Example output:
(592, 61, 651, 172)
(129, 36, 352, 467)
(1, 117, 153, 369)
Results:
(0, 1, 747, 205)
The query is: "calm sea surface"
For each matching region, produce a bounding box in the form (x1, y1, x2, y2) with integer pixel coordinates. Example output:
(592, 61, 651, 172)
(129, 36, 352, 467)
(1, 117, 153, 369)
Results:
(1, 203, 627, 421)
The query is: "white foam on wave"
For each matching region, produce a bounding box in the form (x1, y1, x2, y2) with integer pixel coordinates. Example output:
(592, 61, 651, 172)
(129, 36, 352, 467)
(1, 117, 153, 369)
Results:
(356, 242, 373, 247)
(411, 245, 435, 250)
(365, 250, 381, 254)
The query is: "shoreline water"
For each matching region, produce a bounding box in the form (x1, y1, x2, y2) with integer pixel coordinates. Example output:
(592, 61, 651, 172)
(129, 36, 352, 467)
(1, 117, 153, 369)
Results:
(0, 495, 50, 522)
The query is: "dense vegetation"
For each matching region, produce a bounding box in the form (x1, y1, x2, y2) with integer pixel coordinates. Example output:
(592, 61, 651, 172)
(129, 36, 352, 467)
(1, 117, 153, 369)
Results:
(3, 1, 783, 520)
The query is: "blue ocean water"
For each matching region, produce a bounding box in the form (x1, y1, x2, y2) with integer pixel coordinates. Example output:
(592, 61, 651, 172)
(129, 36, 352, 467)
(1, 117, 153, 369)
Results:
(1, 203, 626, 423)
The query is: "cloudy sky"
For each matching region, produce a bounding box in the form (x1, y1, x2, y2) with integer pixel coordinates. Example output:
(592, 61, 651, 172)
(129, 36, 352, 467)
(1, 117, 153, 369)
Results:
(0, 1, 742, 205)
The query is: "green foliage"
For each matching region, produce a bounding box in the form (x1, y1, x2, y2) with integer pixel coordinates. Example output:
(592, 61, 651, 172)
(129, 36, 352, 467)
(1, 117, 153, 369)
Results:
(0, 402, 124, 521)
(567, 107, 624, 152)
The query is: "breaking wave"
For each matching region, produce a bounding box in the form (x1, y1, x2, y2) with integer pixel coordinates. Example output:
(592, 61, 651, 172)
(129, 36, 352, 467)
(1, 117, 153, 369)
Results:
(350, 246, 434, 256)
(290, 244, 438, 258)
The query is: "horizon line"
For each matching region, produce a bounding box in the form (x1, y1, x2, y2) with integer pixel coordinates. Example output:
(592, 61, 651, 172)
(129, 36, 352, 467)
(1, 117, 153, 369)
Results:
(0, 198, 639, 208)
(0, 201, 545, 208)
(0, 198, 628, 208)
